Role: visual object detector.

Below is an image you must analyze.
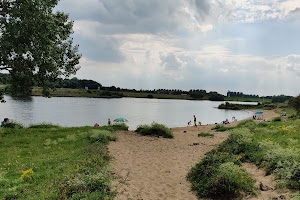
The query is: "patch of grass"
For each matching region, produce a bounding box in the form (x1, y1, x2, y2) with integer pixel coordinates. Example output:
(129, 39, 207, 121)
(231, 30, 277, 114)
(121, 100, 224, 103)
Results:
(211, 124, 235, 132)
(28, 123, 61, 129)
(0, 124, 117, 199)
(198, 132, 214, 137)
(135, 122, 174, 138)
(272, 116, 282, 122)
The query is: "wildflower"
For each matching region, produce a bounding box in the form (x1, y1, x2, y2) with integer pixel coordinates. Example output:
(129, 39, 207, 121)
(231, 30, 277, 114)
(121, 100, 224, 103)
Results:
(17, 155, 21, 158)
(21, 168, 33, 179)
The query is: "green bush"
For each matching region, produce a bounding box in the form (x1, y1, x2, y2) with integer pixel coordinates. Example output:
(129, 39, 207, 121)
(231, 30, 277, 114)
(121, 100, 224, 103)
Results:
(187, 150, 255, 198)
(198, 132, 214, 137)
(218, 128, 260, 161)
(272, 116, 282, 122)
(110, 123, 129, 131)
(135, 122, 174, 138)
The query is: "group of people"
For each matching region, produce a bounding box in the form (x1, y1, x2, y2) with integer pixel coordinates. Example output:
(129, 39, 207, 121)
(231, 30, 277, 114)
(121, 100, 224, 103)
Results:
(187, 115, 201, 127)
(222, 119, 230, 125)
(253, 115, 263, 120)
(94, 118, 111, 127)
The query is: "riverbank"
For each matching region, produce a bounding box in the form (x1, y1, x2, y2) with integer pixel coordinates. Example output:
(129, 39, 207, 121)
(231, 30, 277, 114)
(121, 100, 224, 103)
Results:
(108, 110, 280, 200)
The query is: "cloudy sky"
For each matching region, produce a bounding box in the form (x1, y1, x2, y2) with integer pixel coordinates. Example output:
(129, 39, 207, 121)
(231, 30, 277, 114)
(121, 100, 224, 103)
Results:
(55, 0, 300, 96)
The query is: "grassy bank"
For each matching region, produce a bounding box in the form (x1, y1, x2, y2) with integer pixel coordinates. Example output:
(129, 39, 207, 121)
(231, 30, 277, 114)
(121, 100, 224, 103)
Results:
(187, 116, 300, 199)
(0, 123, 128, 199)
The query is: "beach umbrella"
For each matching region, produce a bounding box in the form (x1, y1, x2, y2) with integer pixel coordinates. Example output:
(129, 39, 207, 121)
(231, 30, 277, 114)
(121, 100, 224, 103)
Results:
(113, 118, 128, 122)
(255, 111, 263, 114)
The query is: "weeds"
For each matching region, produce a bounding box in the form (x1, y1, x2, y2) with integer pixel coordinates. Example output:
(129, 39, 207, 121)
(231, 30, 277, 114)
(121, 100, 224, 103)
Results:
(198, 132, 214, 137)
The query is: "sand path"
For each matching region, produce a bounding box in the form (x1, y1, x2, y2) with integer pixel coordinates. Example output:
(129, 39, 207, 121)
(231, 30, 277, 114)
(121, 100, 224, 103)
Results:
(108, 110, 278, 200)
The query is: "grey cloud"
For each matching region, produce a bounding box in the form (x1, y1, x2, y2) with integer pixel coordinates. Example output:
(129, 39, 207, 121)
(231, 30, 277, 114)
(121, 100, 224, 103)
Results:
(75, 36, 124, 62)
(160, 53, 183, 71)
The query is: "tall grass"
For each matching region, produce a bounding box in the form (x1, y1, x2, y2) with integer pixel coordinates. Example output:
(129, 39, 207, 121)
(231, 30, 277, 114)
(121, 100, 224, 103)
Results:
(0, 123, 124, 199)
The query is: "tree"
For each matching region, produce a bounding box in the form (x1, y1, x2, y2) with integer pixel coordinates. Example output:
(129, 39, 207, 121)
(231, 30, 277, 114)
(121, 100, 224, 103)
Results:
(0, 0, 81, 98)
(288, 95, 300, 116)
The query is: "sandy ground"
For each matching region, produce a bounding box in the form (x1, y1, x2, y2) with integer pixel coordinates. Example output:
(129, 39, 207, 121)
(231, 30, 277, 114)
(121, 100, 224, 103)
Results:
(108, 110, 285, 200)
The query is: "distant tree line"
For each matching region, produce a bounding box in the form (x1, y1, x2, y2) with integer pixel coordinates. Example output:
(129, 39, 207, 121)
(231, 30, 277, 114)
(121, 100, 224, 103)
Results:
(227, 91, 259, 98)
(0, 73, 293, 102)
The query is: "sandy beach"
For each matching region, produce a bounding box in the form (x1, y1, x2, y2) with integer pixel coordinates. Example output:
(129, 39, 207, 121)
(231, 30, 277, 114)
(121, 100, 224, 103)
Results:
(108, 110, 280, 200)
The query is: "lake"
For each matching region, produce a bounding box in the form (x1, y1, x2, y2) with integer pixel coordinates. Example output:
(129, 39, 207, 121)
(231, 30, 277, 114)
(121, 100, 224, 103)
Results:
(0, 96, 256, 130)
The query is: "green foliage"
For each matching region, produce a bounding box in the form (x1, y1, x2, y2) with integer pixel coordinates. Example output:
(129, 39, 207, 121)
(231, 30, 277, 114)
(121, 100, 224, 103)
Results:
(89, 130, 117, 144)
(208, 92, 224, 101)
(0, 0, 81, 97)
(187, 150, 255, 198)
(1, 120, 24, 129)
(198, 132, 214, 137)
(28, 123, 61, 129)
(211, 124, 235, 132)
(272, 116, 282, 122)
(289, 95, 300, 116)
(189, 119, 300, 197)
(136, 122, 174, 138)
(272, 95, 292, 103)
(218, 102, 277, 110)
(110, 123, 129, 131)
(0, 125, 117, 199)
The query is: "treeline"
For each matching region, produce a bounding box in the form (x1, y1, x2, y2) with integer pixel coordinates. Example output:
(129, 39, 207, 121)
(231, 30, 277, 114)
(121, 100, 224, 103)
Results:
(227, 90, 292, 103)
(227, 91, 259, 98)
(0, 73, 294, 102)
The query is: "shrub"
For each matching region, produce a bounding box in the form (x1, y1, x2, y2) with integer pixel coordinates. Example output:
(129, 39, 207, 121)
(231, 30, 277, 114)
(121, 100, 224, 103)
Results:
(217, 128, 260, 161)
(187, 150, 255, 198)
(198, 132, 214, 137)
(89, 130, 117, 143)
(257, 122, 268, 127)
(135, 122, 173, 138)
(110, 123, 128, 131)
(206, 162, 255, 198)
(272, 116, 282, 122)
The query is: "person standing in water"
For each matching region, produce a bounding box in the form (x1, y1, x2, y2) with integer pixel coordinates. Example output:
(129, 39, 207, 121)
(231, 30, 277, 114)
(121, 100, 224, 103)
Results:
(194, 115, 197, 127)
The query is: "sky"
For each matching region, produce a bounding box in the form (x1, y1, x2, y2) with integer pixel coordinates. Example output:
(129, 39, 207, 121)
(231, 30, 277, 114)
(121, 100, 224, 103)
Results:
(55, 0, 300, 96)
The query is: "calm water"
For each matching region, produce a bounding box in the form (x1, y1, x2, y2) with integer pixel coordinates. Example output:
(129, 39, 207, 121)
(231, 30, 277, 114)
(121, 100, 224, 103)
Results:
(0, 95, 256, 130)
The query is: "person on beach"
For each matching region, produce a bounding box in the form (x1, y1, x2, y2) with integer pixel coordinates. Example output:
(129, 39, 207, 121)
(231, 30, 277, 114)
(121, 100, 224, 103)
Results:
(187, 120, 191, 126)
(198, 121, 201, 126)
(1, 118, 9, 126)
(94, 123, 99, 127)
(194, 115, 197, 127)
(108, 119, 111, 126)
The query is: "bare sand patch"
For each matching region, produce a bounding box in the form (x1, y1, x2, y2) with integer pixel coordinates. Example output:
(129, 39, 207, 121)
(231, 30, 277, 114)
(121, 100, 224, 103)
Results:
(109, 109, 279, 200)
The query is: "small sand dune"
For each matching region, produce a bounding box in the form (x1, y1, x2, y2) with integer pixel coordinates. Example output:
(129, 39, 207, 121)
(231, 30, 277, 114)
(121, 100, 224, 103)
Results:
(108, 110, 278, 200)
